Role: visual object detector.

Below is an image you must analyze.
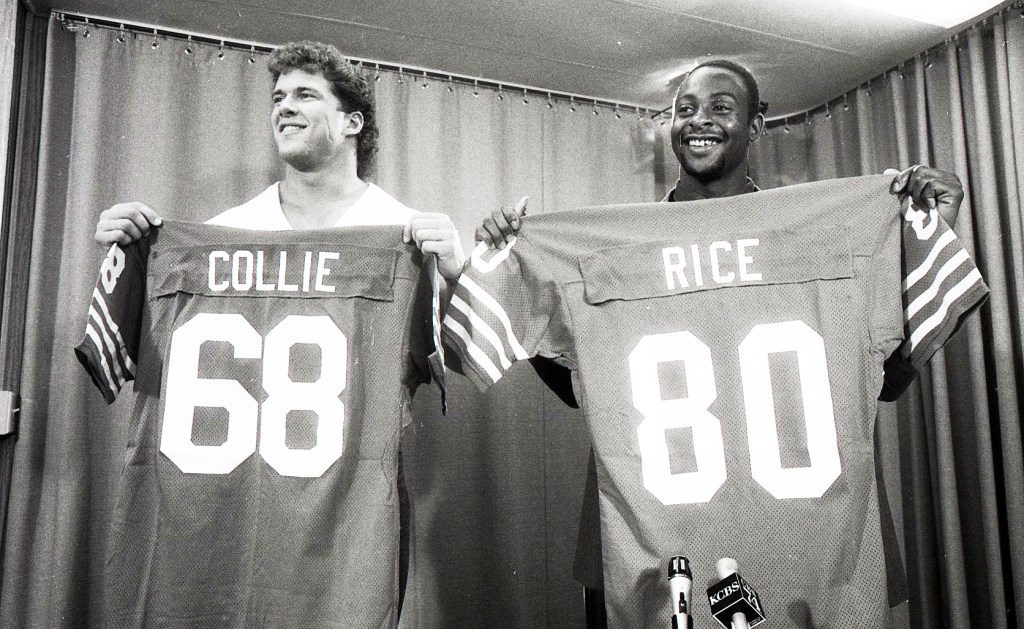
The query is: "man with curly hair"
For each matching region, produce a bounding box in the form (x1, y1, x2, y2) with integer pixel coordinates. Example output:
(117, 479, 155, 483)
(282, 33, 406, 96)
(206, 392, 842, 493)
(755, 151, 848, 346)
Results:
(96, 40, 464, 278)
(87, 41, 462, 628)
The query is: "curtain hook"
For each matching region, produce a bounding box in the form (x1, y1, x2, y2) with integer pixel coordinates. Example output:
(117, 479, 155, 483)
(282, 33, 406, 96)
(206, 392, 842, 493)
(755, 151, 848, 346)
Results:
(151, 29, 160, 50)
(569, 96, 576, 112)
(842, 93, 850, 111)
(58, 15, 77, 33)
(217, 41, 225, 60)
(824, 102, 831, 119)
(614, 104, 621, 119)
(472, 79, 479, 97)
(185, 35, 193, 55)
(497, 85, 504, 100)
(397, 68, 405, 84)
(374, 64, 381, 82)
(82, 17, 90, 38)
(592, 99, 599, 116)
(421, 71, 430, 89)
(522, 89, 529, 105)
(247, 46, 256, 64)
(446, 76, 454, 92)
(783, 117, 791, 133)
(116, 24, 126, 43)
(546, 93, 554, 109)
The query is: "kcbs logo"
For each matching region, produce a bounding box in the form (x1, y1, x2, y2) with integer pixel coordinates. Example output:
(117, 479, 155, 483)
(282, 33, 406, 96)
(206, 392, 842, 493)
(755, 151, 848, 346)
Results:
(708, 582, 739, 604)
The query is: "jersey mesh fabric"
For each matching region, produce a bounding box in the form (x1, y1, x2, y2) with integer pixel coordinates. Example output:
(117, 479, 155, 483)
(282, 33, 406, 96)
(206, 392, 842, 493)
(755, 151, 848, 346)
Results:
(442, 174, 988, 629)
(75, 220, 439, 629)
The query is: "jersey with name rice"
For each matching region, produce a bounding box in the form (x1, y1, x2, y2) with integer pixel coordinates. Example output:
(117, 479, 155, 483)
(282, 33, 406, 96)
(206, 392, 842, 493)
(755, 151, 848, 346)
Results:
(442, 175, 988, 628)
(75, 220, 440, 629)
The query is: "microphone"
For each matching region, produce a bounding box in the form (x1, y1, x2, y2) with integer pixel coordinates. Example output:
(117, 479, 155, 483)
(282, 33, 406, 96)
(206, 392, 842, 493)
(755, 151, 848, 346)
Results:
(706, 557, 765, 628)
(667, 556, 692, 629)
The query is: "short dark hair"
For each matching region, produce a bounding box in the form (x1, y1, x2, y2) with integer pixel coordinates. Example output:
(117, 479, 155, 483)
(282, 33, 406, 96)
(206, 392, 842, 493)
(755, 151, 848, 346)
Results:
(679, 59, 769, 120)
(268, 41, 378, 178)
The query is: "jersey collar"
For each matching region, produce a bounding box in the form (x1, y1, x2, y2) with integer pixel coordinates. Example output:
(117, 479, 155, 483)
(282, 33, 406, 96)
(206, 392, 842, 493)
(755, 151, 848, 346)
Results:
(662, 177, 761, 202)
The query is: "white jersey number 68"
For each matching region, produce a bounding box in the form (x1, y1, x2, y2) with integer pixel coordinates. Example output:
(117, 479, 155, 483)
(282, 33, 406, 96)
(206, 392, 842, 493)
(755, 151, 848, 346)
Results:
(162, 313, 346, 478)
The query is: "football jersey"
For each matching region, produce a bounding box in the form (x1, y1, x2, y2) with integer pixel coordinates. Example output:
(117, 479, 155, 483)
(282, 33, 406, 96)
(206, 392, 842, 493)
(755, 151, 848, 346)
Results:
(75, 220, 442, 629)
(442, 174, 988, 628)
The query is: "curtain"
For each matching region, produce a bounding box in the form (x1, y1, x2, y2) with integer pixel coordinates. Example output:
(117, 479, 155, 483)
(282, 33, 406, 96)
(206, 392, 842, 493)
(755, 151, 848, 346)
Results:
(0, 0, 19, 221)
(750, 9, 1024, 627)
(0, 17, 677, 628)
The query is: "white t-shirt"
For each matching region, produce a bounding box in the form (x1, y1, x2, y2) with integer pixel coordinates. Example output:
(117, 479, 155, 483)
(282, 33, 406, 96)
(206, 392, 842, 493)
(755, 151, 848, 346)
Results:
(205, 182, 417, 229)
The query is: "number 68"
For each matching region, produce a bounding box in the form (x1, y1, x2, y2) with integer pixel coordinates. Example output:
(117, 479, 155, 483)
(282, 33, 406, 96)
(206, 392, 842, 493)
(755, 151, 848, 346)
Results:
(162, 313, 347, 478)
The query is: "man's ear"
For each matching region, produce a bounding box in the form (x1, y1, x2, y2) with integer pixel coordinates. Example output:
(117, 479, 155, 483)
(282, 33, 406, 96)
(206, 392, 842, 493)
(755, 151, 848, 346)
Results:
(749, 112, 765, 143)
(344, 111, 364, 136)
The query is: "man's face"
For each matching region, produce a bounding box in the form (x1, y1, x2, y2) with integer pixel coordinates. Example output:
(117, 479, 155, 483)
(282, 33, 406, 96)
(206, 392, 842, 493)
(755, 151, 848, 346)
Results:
(271, 70, 355, 171)
(670, 66, 755, 183)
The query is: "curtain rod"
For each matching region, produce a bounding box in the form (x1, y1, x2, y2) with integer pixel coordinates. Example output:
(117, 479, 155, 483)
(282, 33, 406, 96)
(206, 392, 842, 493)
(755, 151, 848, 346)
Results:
(758, 0, 1022, 127)
(51, 10, 663, 120)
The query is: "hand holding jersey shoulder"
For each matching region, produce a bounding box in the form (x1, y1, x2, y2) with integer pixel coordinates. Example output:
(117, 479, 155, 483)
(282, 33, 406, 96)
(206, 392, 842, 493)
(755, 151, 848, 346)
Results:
(888, 165, 964, 228)
(95, 202, 163, 246)
(403, 211, 466, 281)
(475, 195, 528, 249)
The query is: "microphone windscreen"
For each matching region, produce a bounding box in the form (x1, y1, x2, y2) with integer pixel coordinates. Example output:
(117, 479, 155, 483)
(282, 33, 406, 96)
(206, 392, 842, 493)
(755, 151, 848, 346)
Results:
(715, 557, 739, 580)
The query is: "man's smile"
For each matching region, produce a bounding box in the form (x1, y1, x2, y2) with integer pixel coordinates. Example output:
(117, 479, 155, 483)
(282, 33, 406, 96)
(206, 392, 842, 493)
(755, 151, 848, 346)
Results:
(683, 135, 723, 149)
(277, 121, 307, 135)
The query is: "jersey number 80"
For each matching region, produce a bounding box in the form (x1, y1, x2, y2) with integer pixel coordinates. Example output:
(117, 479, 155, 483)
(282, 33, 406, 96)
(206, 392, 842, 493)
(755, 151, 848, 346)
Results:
(162, 313, 346, 478)
(629, 320, 841, 505)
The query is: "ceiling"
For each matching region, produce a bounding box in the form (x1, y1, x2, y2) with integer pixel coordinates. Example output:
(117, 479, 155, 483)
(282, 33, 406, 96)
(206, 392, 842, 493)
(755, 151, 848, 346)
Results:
(38, 0, 1013, 118)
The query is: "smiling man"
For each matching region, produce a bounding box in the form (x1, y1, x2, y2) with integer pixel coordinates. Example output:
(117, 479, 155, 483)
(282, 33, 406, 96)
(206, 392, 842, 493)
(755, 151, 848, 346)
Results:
(666, 60, 765, 205)
(667, 60, 766, 202)
(96, 41, 464, 278)
(663, 59, 962, 218)
(473, 58, 972, 628)
(83, 41, 464, 628)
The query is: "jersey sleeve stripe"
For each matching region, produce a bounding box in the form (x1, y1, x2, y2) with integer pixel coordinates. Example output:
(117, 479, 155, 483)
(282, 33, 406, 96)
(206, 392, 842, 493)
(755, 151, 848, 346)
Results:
(431, 265, 443, 354)
(92, 287, 138, 375)
(84, 324, 123, 397)
(902, 230, 957, 291)
(904, 249, 971, 320)
(442, 316, 504, 383)
(449, 294, 514, 369)
(908, 268, 984, 352)
(456, 275, 529, 360)
(88, 306, 128, 384)
(427, 256, 447, 411)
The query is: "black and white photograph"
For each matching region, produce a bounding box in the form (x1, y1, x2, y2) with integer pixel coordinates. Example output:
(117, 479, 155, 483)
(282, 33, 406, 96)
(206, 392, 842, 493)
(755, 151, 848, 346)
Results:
(0, 0, 1021, 627)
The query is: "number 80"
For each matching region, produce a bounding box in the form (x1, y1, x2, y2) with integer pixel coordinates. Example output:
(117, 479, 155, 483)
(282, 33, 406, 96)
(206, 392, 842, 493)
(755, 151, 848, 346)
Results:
(629, 320, 841, 505)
